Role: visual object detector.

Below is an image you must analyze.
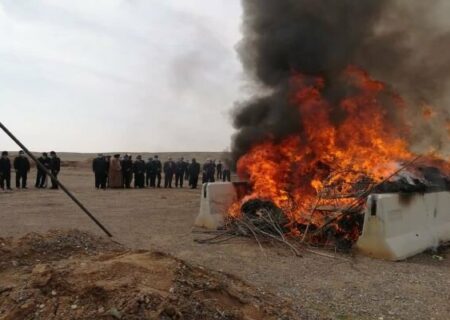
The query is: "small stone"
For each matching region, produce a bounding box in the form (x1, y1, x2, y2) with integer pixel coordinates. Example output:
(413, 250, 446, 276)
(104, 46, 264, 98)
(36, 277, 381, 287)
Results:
(108, 307, 122, 319)
(31, 264, 52, 288)
(21, 302, 34, 310)
(164, 306, 177, 317)
(168, 294, 177, 302)
(71, 304, 78, 310)
(39, 304, 45, 309)
(98, 306, 105, 314)
(51, 290, 57, 296)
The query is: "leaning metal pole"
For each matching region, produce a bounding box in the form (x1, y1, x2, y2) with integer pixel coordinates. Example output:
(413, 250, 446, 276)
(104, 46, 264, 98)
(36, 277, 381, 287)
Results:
(0, 122, 113, 237)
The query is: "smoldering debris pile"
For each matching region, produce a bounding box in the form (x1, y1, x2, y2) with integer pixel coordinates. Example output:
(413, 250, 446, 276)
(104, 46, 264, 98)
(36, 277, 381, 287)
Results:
(196, 199, 361, 254)
(374, 165, 450, 193)
(197, 199, 304, 255)
(197, 159, 450, 254)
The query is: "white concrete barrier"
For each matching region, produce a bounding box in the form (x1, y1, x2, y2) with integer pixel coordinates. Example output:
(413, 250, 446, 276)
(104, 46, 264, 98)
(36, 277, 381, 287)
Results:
(195, 182, 237, 229)
(356, 192, 450, 260)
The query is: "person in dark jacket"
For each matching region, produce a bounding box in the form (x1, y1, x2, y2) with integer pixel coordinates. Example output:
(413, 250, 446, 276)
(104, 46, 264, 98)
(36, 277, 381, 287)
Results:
(105, 155, 111, 187)
(133, 155, 146, 188)
(188, 158, 201, 189)
(175, 157, 186, 188)
(202, 160, 208, 184)
(49, 151, 61, 189)
(208, 160, 216, 182)
(145, 157, 153, 187)
(14, 150, 30, 189)
(202, 159, 215, 183)
(184, 159, 190, 183)
(0, 151, 12, 191)
(121, 155, 133, 188)
(35, 152, 51, 188)
(152, 155, 162, 188)
(216, 160, 223, 180)
(222, 163, 231, 182)
(92, 154, 107, 189)
(163, 157, 175, 188)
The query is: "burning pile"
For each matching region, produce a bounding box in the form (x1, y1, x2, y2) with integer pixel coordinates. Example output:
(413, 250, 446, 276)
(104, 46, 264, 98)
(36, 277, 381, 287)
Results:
(228, 67, 450, 247)
(223, 0, 450, 250)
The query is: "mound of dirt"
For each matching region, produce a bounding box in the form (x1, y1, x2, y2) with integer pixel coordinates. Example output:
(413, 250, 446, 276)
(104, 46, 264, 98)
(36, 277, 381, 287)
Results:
(0, 230, 301, 320)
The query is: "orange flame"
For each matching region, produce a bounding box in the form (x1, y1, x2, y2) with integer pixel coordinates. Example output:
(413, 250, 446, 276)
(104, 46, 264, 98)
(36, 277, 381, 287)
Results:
(230, 66, 424, 239)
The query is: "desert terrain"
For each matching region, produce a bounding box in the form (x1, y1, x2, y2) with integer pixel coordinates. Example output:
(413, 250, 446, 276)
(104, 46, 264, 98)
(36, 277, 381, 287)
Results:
(0, 154, 449, 320)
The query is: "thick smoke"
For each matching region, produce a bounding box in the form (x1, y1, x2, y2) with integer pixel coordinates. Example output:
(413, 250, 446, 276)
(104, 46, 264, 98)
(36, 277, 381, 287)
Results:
(232, 0, 450, 160)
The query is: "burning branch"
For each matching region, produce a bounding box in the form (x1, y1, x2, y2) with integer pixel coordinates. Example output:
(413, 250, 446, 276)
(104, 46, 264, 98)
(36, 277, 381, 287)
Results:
(314, 155, 423, 237)
(196, 199, 302, 256)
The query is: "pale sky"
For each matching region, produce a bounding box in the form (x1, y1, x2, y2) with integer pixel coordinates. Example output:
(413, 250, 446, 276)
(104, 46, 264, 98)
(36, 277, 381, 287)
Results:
(0, 0, 243, 152)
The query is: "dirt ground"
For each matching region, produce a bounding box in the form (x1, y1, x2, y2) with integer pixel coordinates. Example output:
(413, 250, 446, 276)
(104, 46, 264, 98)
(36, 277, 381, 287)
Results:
(1, 165, 449, 320)
(0, 230, 297, 320)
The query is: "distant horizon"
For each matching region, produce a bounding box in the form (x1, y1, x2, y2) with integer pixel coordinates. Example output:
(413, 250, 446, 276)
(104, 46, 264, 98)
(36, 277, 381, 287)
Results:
(2, 150, 229, 154)
(1, 149, 229, 163)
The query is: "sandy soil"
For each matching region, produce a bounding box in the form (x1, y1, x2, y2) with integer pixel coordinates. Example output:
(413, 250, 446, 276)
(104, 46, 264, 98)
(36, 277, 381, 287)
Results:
(0, 230, 297, 320)
(0, 166, 449, 320)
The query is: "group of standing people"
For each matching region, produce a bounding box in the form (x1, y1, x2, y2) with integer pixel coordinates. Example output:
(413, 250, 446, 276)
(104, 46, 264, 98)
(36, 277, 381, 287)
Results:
(1, 150, 231, 192)
(0, 151, 61, 190)
(92, 155, 231, 190)
(202, 159, 231, 183)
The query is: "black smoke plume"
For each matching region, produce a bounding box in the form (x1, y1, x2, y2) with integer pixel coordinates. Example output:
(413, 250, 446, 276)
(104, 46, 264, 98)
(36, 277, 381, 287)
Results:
(232, 0, 450, 161)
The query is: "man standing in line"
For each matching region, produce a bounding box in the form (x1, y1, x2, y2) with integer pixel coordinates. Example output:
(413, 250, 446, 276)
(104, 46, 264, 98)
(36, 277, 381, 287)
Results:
(217, 160, 223, 180)
(222, 163, 231, 182)
(14, 150, 30, 189)
(203, 159, 215, 183)
(49, 151, 61, 189)
(133, 155, 146, 188)
(202, 159, 209, 184)
(36, 152, 51, 188)
(175, 157, 185, 188)
(109, 154, 122, 188)
(184, 159, 190, 184)
(105, 155, 111, 187)
(164, 157, 175, 188)
(153, 155, 162, 188)
(92, 154, 107, 189)
(0, 151, 12, 191)
(188, 158, 201, 189)
(122, 154, 133, 188)
(145, 157, 153, 187)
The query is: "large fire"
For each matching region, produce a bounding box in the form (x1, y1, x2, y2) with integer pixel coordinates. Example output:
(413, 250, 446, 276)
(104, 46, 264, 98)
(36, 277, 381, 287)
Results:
(229, 66, 448, 242)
